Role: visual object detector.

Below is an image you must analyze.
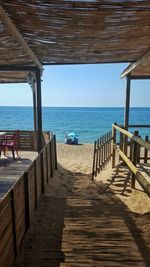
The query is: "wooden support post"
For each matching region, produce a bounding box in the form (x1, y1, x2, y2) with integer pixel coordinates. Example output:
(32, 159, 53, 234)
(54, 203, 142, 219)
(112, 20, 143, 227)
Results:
(144, 136, 148, 164)
(137, 135, 141, 164)
(124, 75, 131, 155)
(92, 141, 96, 180)
(98, 138, 101, 170)
(112, 123, 117, 168)
(49, 141, 53, 177)
(131, 131, 138, 188)
(35, 67, 42, 153)
(95, 140, 98, 176)
(33, 84, 37, 132)
(109, 131, 112, 160)
(53, 134, 58, 170)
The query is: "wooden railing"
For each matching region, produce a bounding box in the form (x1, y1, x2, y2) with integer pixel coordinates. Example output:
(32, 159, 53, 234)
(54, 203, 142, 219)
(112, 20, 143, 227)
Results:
(112, 124, 150, 197)
(0, 134, 57, 267)
(0, 130, 50, 151)
(92, 131, 112, 180)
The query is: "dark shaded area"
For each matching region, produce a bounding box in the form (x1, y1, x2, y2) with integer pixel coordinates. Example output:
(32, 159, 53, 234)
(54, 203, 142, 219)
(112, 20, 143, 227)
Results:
(12, 163, 150, 267)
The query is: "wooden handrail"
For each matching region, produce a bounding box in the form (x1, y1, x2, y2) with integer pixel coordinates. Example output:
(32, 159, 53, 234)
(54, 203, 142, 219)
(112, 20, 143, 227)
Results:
(112, 124, 150, 151)
(112, 123, 150, 196)
(114, 147, 150, 197)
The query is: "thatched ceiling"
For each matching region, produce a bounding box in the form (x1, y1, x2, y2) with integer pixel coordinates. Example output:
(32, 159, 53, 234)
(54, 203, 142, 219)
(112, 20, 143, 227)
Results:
(0, 1, 150, 82)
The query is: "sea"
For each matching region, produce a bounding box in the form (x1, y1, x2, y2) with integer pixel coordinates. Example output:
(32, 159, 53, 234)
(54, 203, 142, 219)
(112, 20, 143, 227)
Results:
(0, 106, 150, 143)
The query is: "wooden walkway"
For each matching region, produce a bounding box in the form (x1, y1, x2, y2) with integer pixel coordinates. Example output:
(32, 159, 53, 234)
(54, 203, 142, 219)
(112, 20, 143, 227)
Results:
(12, 165, 150, 267)
(0, 151, 37, 200)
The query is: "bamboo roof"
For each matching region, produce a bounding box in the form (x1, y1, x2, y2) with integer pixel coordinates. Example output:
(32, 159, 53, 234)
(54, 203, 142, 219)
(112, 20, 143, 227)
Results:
(0, 1, 150, 82)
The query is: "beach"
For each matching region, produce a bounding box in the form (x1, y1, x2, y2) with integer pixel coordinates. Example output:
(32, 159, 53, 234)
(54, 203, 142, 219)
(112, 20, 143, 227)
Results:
(13, 142, 150, 266)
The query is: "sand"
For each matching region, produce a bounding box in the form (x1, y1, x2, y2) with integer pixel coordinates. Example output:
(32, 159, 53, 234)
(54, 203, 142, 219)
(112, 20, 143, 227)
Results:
(13, 143, 150, 267)
(52, 143, 150, 214)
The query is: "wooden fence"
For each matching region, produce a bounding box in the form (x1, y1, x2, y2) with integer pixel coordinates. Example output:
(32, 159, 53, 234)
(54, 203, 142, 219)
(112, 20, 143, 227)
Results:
(92, 131, 112, 180)
(0, 134, 57, 267)
(112, 123, 150, 197)
(0, 130, 50, 151)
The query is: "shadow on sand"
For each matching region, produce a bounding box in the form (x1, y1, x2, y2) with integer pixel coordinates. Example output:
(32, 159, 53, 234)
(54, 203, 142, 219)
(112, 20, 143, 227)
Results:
(13, 163, 150, 267)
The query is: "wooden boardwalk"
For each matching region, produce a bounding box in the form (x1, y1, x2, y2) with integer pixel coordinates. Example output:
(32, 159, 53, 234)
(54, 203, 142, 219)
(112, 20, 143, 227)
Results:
(12, 165, 150, 267)
(0, 151, 37, 200)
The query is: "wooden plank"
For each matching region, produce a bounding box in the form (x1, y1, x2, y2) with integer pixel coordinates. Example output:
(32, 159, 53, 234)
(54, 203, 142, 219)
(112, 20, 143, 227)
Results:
(0, 5, 43, 69)
(13, 176, 26, 249)
(0, 229, 15, 267)
(118, 149, 150, 197)
(24, 172, 30, 229)
(28, 162, 36, 217)
(112, 124, 116, 168)
(49, 141, 53, 177)
(113, 124, 150, 150)
(144, 136, 148, 164)
(53, 134, 58, 170)
(11, 189, 18, 255)
(121, 50, 150, 78)
(131, 131, 138, 188)
(47, 142, 51, 179)
(43, 147, 48, 189)
(0, 201, 12, 237)
(35, 154, 42, 204)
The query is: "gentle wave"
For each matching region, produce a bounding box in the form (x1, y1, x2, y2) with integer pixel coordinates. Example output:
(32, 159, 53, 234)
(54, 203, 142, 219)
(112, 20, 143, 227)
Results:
(0, 106, 150, 143)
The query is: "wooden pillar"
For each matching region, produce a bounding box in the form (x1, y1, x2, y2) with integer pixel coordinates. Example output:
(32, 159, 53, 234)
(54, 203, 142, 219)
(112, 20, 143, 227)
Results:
(124, 75, 131, 155)
(124, 75, 131, 130)
(27, 72, 37, 132)
(32, 81, 37, 132)
(35, 67, 42, 153)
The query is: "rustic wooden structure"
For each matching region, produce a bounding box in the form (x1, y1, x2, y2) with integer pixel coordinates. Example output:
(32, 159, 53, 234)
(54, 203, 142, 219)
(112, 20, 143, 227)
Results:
(112, 123, 150, 197)
(0, 130, 50, 151)
(1, 1, 150, 67)
(0, 1, 150, 149)
(0, 133, 57, 267)
(92, 131, 112, 179)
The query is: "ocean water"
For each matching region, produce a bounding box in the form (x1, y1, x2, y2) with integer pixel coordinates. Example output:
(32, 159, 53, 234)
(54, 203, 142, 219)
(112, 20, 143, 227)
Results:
(0, 106, 150, 143)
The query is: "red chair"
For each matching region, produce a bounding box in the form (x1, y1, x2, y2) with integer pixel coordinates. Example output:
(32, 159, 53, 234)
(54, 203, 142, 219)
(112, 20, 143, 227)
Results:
(1, 130, 19, 159)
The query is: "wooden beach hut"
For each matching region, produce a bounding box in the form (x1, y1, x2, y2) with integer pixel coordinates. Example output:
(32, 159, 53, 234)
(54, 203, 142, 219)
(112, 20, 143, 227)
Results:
(0, 1, 150, 267)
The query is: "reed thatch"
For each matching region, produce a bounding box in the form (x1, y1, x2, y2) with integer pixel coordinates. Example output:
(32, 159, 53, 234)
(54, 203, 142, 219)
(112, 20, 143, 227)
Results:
(0, 1, 150, 81)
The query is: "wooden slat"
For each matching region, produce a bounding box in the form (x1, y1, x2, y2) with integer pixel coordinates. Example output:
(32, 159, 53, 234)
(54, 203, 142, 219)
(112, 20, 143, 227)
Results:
(28, 162, 36, 217)
(113, 124, 150, 150)
(35, 154, 42, 204)
(0, 4, 43, 69)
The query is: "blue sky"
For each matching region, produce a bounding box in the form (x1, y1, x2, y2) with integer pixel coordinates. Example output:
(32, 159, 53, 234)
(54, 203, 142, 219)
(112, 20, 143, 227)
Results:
(0, 63, 150, 107)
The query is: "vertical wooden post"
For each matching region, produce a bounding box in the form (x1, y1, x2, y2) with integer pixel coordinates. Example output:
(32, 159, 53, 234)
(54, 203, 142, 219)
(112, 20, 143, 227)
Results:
(32, 82, 37, 132)
(131, 131, 138, 188)
(35, 67, 42, 153)
(144, 136, 148, 164)
(49, 140, 53, 177)
(53, 134, 57, 170)
(137, 135, 141, 164)
(124, 75, 131, 155)
(92, 141, 96, 180)
(112, 123, 117, 168)
(98, 138, 101, 171)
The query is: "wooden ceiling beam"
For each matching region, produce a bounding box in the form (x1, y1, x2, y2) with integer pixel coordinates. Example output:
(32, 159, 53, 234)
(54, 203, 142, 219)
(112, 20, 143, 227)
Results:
(0, 4, 43, 70)
(121, 50, 150, 78)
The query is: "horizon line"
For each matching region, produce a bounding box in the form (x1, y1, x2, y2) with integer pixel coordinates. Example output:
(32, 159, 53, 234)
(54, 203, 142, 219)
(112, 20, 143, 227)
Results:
(0, 105, 150, 108)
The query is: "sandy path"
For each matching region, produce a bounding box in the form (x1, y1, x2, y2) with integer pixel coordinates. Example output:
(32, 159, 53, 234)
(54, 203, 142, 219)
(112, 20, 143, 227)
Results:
(13, 143, 150, 267)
